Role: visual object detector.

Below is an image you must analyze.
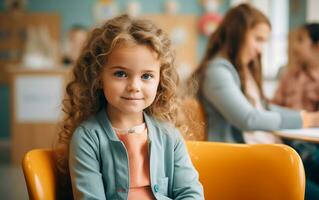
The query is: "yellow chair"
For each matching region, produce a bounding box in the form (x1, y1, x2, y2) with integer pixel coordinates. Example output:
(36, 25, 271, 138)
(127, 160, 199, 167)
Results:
(22, 149, 57, 200)
(22, 143, 305, 200)
(186, 141, 306, 200)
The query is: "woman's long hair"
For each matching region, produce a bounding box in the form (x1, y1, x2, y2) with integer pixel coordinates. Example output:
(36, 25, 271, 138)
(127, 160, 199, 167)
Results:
(192, 3, 271, 99)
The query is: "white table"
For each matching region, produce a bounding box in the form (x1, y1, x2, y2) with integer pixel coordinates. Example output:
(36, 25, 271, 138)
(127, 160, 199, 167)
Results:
(273, 128, 319, 143)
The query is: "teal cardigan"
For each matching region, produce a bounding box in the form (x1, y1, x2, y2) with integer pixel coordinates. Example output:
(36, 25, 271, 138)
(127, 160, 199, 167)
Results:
(69, 109, 204, 200)
(201, 57, 303, 143)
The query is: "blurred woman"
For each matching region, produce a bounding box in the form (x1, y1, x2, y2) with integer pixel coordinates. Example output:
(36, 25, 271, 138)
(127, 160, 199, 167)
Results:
(190, 4, 319, 199)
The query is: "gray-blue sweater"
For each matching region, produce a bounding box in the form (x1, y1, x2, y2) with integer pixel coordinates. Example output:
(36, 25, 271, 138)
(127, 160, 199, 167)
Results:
(69, 109, 204, 200)
(201, 57, 303, 143)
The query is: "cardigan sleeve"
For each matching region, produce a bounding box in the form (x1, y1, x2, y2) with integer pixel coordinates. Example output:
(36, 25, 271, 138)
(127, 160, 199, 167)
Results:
(69, 126, 106, 200)
(267, 104, 303, 128)
(202, 62, 302, 131)
(171, 129, 204, 200)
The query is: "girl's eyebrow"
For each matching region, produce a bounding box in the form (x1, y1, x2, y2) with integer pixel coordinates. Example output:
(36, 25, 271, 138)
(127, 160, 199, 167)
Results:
(110, 66, 157, 73)
(142, 70, 156, 73)
(109, 66, 127, 70)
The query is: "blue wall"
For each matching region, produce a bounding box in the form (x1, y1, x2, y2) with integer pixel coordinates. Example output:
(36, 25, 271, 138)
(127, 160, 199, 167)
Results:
(289, 0, 307, 30)
(27, 0, 95, 37)
(0, 85, 9, 139)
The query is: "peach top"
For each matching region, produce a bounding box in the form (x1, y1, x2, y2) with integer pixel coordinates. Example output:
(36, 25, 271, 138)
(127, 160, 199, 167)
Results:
(115, 128, 155, 200)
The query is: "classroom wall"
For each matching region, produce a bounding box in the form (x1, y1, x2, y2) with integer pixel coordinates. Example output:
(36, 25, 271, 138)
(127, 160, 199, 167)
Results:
(289, 0, 307, 30)
(27, 0, 95, 37)
(24, 0, 229, 58)
(0, 85, 9, 139)
(0, 0, 229, 139)
(307, 0, 319, 21)
(0, 0, 308, 139)
(0, 0, 6, 138)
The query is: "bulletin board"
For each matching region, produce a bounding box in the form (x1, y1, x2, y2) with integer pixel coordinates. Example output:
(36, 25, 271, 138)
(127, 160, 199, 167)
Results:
(0, 12, 60, 84)
(142, 15, 198, 81)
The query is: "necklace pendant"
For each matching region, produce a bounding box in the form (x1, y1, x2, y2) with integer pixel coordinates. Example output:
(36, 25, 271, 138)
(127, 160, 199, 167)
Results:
(113, 123, 145, 135)
(128, 129, 135, 134)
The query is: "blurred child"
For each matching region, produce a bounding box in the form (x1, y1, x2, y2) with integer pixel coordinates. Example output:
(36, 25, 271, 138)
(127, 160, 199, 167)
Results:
(273, 23, 319, 111)
(62, 24, 88, 65)
(54, 15, 203, 199)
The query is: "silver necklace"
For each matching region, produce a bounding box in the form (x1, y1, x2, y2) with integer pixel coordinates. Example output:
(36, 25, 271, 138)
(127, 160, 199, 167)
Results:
(113, 123, 146, 135)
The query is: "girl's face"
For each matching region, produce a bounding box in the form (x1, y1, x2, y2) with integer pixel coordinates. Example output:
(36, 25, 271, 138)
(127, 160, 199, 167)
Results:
(101, 43, 160, 118)
(292, 29, 318, 65)
(241, 23, 270, 65)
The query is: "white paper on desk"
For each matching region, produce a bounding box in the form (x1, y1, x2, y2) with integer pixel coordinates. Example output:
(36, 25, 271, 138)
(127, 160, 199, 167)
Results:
(277, 128, 319, 138)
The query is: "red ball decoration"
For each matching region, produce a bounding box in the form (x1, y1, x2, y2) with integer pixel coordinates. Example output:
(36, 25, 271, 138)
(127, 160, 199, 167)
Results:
(198, 12, 222, 36)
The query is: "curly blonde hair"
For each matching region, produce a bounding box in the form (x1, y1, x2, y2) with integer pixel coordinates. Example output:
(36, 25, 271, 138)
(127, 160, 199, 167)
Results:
(54, 14, 179, 197)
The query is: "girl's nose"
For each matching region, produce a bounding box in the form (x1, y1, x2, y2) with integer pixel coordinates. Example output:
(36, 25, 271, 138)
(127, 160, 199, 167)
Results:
(127, 78, 141, 92)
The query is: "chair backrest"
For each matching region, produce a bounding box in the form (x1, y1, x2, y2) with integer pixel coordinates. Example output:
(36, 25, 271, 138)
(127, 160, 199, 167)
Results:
(186, 141, 305, 200)
(22, 143, 306, 200)
(22, 149, 57, 200)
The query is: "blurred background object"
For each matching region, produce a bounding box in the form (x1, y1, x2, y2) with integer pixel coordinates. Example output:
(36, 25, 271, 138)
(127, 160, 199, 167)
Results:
(23, 25, 58, 68)
(61, 24, 88, 65)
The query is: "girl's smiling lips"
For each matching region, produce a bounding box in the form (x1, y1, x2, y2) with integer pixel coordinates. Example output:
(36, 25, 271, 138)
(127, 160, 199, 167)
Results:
(121, 97, 144, 100)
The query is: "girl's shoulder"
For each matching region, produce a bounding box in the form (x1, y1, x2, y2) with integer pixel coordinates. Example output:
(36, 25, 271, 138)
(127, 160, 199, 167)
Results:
(146, 114, 177, 133)
(71, 110, 116, 143)
(76, 114, 102, 132)
(71, 115, 104, 141)
(145, 114, 182, 142)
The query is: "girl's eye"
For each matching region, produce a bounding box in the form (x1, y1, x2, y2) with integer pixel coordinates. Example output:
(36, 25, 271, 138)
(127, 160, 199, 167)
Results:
(141, 73, 154, 80)
(113, 71, 127, 78)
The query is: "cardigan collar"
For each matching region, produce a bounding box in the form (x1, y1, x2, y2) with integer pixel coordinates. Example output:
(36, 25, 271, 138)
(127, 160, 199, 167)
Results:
(96, 108, 156, 142)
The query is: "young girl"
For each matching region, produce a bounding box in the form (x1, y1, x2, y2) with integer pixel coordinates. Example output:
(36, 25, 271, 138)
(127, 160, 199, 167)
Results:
(273, 23, 319, 111)
(190, 4, 319, 199)
(54, 15, 204, 199)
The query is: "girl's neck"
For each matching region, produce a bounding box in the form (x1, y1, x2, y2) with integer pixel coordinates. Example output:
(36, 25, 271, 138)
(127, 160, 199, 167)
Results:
(106, 107, 144, 129)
